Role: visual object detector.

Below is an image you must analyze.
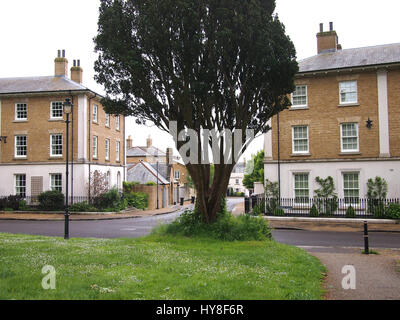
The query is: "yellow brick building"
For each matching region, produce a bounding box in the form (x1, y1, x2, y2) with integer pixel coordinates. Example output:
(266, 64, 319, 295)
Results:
(264, 23, 400, 200)
(0, 50, 125, 199)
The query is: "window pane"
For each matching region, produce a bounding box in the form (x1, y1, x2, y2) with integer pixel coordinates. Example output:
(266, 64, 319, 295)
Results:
(51, 135, 63, 156)
(51, 174, 62, 192)
(341, 123, 358, 151)
(294, 173, 309, 203)
(15, 174, 26, 198)
(51, 102, 63, 118)
(293, 126, 308, 153)
(15, 136, 27, 156)
(292, 86, 307, 106)
(16, 104, 27, 119)
(344, 173, 360, 204)
(340, 81, 357, 103)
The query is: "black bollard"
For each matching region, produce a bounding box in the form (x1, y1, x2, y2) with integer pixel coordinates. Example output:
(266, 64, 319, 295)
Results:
(364, 221, 369, 255)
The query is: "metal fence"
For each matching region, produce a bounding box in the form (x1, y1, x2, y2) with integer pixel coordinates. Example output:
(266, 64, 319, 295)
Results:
(245, 195, 400, 218)
(0, 196, 103, 208)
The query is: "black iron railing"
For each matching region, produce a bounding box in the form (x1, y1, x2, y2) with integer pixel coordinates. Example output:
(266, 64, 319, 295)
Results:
(245, 195, 400, 218)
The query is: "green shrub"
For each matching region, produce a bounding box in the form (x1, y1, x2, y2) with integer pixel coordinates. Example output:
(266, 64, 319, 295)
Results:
(346, 205, 356, 218)
(273, 207, 285, 216)
(69, 201, 97, 212)
(386, 203, 400, 220)
(123, 181, 140, 193)
(145, 181, 156, 186)
(18, 200, 27, 211)
(38, 191, 65, 211)
(309, 204, 319, 217)
(0, 197, 7, 210)
(124, 192, 149, 210)
(6, 195, 23, 211)
(155, 209, 272, 241)
(93, 188, 123, 211)
(251, 201, 265, 216)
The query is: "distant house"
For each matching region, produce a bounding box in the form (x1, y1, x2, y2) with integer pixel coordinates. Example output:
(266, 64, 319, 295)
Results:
(126, 135, 192, 205)
(264, 23, 400, 202)
(0, 50, 125, 199)
(228, 161, 249, 196)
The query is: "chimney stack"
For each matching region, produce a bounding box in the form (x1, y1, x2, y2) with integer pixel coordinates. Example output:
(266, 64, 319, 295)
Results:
(166, 148, 173, 166)
(316, 22, 340, 54)
(126, 135, 133, 149)
(71, 59, 83, 84)
(146, 135, 153, 148)
(54, 49, 68, 77)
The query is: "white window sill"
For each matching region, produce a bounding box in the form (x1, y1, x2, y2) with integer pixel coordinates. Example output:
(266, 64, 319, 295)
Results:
(291, 153, 311, 157)
(49, 118, 64, 121)
(338, 103, 359, 107)
(13, 119, 28, 123)
(49, 155, 63, 159)
(290, 106, 309, 111)
(14, 156, 27, 160)
(339, 151, 361, 156)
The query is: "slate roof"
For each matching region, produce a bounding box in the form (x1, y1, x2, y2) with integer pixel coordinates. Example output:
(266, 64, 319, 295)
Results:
(299, 43, 400, 73)
(126, 146, 166, 158)
(127, 162, 169, 185)
(0, 76, 94, 95)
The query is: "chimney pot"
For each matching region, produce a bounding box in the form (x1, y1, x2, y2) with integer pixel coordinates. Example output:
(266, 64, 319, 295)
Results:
(77, 59, 80, 67)
(62, 50, 65, 58)
(57, 50, 61, 58)
(319, 23, 323, 33)
(329, 22, 333, 31)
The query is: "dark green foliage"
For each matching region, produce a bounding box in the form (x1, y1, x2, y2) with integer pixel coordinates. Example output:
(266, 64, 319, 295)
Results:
(0, 196, 23, 211)
(38, 191, 65, 211)
(155, 209, 272, 241)
(94, 0, 298, 223)
(309, 204, 319, 217)
(243, 151, 265, 190)
(273, 207, 285, 216)
(124, 192, 149, 210)
(346, 205, 356, 218)
(314, 176, 338, 215)
(93, 188, 124, 211)
(123, 181, 140, 193)
(367, 177, 388, 199)
(145, 181, 156, 186)
(386, 203, 400, 220)
(251, 201, 265, 216)
(69, 202, 98, 212)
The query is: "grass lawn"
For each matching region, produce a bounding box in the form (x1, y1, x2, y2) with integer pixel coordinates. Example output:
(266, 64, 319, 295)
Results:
(0, 233, 325, 300)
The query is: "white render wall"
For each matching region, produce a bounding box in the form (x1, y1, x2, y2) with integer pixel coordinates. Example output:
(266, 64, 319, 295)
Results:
(264, 160, 400, 199)
(0, 163, 124, 197)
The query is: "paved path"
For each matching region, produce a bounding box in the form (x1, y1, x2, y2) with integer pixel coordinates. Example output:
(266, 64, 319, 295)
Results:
(307, 247, 400, 300)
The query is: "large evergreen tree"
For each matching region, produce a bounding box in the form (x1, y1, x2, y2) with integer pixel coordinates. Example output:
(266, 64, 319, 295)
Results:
(94, 0, 298, 223)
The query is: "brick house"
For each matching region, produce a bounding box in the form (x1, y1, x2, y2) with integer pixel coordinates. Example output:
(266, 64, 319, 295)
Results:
(126, 135, 192, 205)
(0, 50, 125, 199)
(264, 23, 400, 202)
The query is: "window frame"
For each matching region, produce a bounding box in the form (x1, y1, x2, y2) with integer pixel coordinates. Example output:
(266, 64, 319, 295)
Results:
(292, 125, 309, 154)
(339, 81, 358, 105)
(93, 104, 98, 123)
(105, 113, 110, 127)
(92, 136, 98, 159)
(15, 174, 26, 198)
(294, 173, 310, 204)
(340, 123, 359, 153)
(105, 139, 110, 161)
(14, 135, 27, 158)
(291, 85, 308, 108)
(50, 173, 62, 193)
(15, 103, 27, 121)
(116, 115, 120, 131)
(343, 172, 360, 205)
(50, 134, 63, 157)
(50, 101, 64, 120)
(116, 141, 120, 162)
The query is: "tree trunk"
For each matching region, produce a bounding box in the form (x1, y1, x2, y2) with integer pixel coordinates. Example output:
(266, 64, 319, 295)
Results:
(186, 163, 235, 223)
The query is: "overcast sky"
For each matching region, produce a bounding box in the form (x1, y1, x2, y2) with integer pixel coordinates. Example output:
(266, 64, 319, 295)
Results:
(1, 0, 399, 161)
